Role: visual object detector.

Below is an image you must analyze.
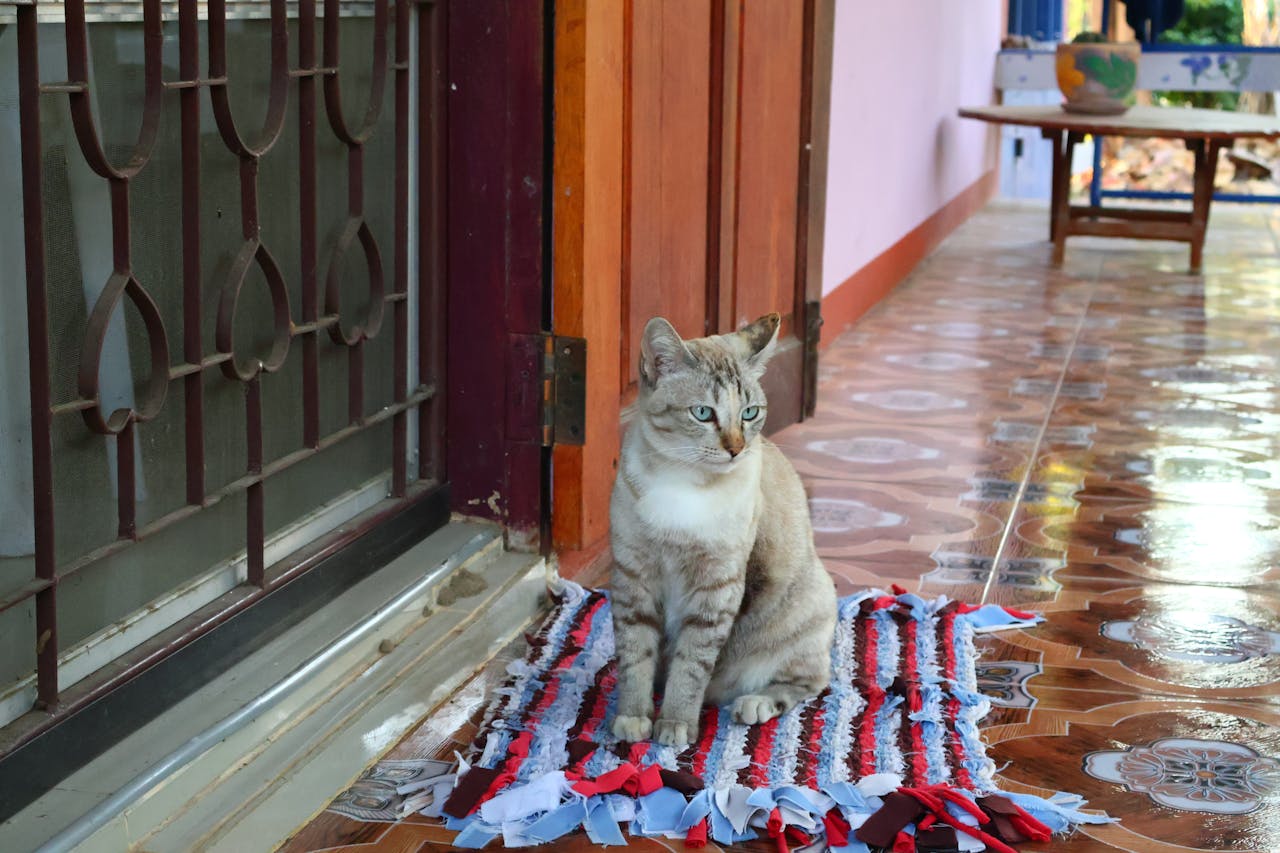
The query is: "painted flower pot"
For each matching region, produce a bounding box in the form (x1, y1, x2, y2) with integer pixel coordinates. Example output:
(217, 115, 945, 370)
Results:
(1056, 42, 1140, 115)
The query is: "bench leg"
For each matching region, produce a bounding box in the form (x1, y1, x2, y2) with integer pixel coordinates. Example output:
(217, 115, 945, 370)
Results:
(1045, 130, 1078, 266)
(1044, 128, 1065, 243)
(1188, 138, 1222, 274)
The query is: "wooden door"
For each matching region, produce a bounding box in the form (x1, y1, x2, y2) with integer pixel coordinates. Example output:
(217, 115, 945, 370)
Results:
(551, 0, 833, 552)
(620, 0, 821, 429)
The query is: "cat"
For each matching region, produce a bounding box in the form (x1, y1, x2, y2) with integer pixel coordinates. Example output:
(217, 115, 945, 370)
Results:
(608, 312, 838, 749)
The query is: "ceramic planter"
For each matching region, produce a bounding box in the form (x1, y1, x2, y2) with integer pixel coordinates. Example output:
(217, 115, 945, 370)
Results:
(1056, 42, 1140, 115)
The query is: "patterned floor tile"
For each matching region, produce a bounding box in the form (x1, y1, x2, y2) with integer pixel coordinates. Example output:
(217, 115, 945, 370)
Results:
(1009, 500, 1280, 590)
(826, 339, 1055, 391)
(774, 418, 1033, 490)
(815, 380, 1053, 430)
(1033, 442, 1280, 510)
(1052, 397, 1280, 447)
(975, 582, 1280, 700)
(988, 703, 1280, 852)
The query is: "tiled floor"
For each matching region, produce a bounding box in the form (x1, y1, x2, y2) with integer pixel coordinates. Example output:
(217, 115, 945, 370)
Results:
(282, 201, 1280, 853)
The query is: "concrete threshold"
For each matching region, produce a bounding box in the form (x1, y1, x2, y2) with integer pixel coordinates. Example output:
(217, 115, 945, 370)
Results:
(3, 520, 549, 853)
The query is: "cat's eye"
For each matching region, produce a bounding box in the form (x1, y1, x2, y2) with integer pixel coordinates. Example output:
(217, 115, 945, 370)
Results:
(690, 405, 715, 423)
(741, 405, 760, 421)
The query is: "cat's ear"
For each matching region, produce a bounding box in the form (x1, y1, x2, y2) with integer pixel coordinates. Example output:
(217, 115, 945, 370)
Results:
(739, 313, 780, 376)
(640, 317, 693, 387)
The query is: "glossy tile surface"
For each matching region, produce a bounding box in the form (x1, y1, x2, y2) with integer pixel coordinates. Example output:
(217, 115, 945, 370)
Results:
(283, 202, 1280, 852)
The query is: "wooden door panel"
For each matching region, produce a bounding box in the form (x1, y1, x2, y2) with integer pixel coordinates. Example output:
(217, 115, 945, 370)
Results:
(624, 0, 713, 392)
(550, 0, 830, 551)
(732, 0, 804, 331)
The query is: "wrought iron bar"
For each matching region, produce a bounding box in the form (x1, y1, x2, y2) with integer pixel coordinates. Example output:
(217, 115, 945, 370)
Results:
(179, 0, 206, 506)
(392, 0, 410, 496)
(17, 0, 59, 708)
(300, 0, 321, 448)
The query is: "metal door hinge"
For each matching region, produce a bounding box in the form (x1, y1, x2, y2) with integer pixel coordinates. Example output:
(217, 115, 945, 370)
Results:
(802, 300, 823, 419)
(541, 334, 586, 447)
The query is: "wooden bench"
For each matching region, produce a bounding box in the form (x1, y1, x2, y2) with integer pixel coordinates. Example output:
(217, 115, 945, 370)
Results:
(960, 104, 1280, 271)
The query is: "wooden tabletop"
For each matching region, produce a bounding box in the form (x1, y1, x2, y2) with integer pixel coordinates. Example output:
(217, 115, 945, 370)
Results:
(959, 104, 1280, 140)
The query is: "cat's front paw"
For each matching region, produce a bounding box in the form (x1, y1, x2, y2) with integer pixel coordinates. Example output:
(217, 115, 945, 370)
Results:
(653, 718, 692, 749)
(612, 714, 653, 742)
(731, 694, 782, 725)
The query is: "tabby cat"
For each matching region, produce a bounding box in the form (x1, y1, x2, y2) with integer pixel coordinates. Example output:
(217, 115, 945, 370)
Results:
(609, 313, 837, 749)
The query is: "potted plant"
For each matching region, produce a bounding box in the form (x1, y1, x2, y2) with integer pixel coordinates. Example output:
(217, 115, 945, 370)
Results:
(1056, 31, 1140, 115)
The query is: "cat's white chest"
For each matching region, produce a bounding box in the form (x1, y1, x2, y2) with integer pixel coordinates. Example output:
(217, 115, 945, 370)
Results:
(632, 457, 759, 541)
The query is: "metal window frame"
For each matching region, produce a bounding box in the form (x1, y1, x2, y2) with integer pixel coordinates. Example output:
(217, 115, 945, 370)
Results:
(5, 0, 447, 754)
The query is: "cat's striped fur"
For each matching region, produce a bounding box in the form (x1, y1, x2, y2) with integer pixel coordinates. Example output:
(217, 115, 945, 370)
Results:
(609, 313, 838, 749)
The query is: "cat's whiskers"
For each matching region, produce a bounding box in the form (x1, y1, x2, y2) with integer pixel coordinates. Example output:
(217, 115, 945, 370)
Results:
(631, 446, 704, 460)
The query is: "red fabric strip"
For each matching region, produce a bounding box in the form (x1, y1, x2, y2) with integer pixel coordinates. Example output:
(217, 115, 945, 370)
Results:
(767, 808, 790, 853)
(784, 826, 810, 846)
(627, 741, 649, 765)
(938, 611, 975, 789)
(946, 695, 974, 789)
(930, 784, 988, 823)
(822, 809, 850, 846)
(570, 761, 637, 797)
(632, 762, 664, 797)
(858, 609, 883, 777)
(690, 704, 720, 778)
(1010, 812, 1052, 842)
(859, 692, 884, 778)
(903, 617, 928, 786)
(802, 704, 826, 788)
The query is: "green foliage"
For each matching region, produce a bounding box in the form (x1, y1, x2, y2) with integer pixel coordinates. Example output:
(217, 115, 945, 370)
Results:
(1153, 0, 1244, 109)
(1072, 30, 1110, 43)
(1155, 0, 1244, 46)
(1081, 52, 1138, 95)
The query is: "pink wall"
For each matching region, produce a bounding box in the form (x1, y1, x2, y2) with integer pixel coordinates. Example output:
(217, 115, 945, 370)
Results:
(821, 1, 1004, 295)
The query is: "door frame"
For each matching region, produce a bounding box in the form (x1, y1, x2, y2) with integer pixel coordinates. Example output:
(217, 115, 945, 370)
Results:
(445, 0, 551, 549)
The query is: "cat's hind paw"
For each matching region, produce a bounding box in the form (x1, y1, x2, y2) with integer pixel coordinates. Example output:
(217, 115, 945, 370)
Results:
(612, 714, 653, 742)
(731, 694, 782, 725)
(653, 718, 691, 749)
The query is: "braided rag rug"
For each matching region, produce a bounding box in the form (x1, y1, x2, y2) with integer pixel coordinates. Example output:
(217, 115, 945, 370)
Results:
(412, 582, 1112, 851)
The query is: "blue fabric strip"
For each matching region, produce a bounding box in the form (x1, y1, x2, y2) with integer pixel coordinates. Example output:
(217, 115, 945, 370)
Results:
(451, 820, 502, 849)
(523, 799, 589, 844)
(676, 790, 712, 832)
(633, 787, 687, 834)
(583, 796, 628, 846)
